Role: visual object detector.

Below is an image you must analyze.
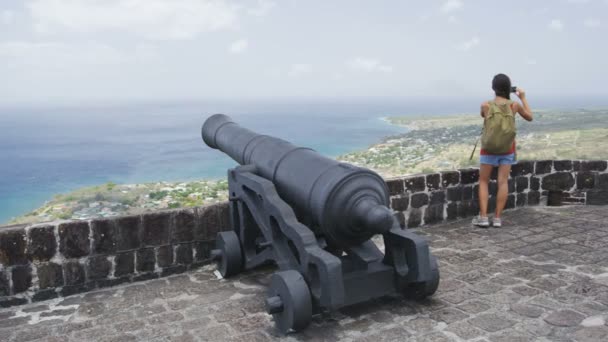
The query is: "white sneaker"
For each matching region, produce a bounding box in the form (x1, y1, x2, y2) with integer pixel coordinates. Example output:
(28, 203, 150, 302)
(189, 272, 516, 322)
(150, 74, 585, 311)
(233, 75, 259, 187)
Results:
(472, 215, 490, 228)
(493, 218, 502, 228)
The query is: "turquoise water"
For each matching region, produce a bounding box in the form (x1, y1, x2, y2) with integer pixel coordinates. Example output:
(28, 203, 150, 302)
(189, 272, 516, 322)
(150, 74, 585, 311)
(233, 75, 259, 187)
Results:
(0, 102, 408, 223)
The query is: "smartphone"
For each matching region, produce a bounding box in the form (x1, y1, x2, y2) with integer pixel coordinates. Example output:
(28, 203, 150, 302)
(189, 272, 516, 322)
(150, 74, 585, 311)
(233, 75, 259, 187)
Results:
(511, 86, 517, 93)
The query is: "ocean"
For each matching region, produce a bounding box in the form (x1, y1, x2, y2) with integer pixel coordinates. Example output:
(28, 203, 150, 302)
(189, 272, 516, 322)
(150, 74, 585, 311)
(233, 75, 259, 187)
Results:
(0, 100, 415, 224)
(1, 96, 605, 224)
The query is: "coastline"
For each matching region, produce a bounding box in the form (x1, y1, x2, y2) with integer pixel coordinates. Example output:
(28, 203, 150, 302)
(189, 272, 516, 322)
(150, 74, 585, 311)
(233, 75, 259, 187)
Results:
(5, 107, 608, 226)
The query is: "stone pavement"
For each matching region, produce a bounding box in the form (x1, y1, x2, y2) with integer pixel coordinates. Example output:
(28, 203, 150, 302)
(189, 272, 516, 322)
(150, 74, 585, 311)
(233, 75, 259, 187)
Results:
(1, 206, 608, 342)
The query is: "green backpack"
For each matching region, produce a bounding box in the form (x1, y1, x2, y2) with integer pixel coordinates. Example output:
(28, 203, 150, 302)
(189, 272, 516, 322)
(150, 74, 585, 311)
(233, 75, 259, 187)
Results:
(480, 100, 516, 154)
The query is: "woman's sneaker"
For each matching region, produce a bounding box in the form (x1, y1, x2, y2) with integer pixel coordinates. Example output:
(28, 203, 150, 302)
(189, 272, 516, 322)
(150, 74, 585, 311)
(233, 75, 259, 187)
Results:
(493, 218, 502, 228)
(472, 216, 490, 228)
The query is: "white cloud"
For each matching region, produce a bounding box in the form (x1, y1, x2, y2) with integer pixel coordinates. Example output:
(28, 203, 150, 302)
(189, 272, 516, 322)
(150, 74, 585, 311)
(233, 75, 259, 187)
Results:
(247, 0, 276, 17)
(440, 0, 463, 13)
(27, 0, 241, 40)
(0, 10, 15, 25)
(448, 15, 457, 24)
(347, 57, 393, 73)
(287, 63, 312, 77)
(549, 19, 564, 31)
(457, 37, 480, 51)
(584, 18, 601, 28)
(526, 58, 537, 65)
(229, 39, 248, 54)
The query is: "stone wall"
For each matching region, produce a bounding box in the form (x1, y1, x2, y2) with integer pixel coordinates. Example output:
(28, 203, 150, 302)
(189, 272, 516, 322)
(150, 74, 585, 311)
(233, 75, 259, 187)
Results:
(1, 159, 607, 307)
(386, 159, 608, 229)
(0, 203, 229, 308)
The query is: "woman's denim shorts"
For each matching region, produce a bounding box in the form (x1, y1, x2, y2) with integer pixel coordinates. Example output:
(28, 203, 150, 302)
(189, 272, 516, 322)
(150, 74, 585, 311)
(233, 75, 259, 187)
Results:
(480, 153, 517, 166)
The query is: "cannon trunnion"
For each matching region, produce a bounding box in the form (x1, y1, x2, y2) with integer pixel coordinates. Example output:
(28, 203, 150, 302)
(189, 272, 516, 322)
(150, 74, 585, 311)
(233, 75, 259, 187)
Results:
(202, 114, 439, 334)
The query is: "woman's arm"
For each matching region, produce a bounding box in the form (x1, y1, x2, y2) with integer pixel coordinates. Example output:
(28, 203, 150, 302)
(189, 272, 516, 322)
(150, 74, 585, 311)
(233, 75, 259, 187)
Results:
(480, 101, 489, 118)
(514, 88, 533, 121)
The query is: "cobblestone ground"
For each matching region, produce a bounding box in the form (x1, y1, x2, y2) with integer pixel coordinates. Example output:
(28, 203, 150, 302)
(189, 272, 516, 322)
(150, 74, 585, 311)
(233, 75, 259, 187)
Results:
(2, 206, 608, 342)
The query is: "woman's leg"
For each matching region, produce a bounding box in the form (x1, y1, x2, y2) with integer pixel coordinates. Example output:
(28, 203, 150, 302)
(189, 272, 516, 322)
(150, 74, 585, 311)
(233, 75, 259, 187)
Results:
(495, 164, 512, 218)
(478, 164, 493, 217)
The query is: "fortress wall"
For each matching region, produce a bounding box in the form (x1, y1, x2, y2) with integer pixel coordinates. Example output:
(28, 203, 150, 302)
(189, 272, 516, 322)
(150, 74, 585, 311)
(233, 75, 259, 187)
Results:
(2, 159, 607, 307)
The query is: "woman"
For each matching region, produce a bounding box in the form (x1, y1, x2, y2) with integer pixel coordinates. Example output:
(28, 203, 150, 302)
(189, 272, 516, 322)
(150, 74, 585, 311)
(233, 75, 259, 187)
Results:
(472, 74, 533, 228)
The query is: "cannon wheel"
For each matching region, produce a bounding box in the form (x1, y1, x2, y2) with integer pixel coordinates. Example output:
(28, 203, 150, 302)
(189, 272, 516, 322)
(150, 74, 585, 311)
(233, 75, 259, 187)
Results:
(266, 270, 312, 334)
(214, 231, 243, 278)
(404, 256, 440, 300)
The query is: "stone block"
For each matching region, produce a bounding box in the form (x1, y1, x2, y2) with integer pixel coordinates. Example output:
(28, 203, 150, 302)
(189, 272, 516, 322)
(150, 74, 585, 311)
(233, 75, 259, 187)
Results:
(0, 229, 27, 266)
(506, 194, 516, 209)
(530, 177, 540, 191)
(508, 179, 515, 193)
(407, 208, 422, 228)
(136, 248, 156, 273)
(115, 216, 140, 251)
(61, 284, 94, 297)
(157, 246, 174, 267)
(175, 244, 193, 265)
(394, 212, 406, 228)
(473, 185, 479, 200)
(195, 205, 220, 241)
(194, 241, 212, 262)
(161, 265, 187, 277)
(0, 298, 27, 308)
(587, 190, 608, 205)
(385, 179, 404, 196)
(516, 176, 528, 193)
(114, 252, 135, 277)
(542, 172, 575, 191)
(390, 196, 409, 211)
(457, 201, 470, 218)
(12, 265, 32, 294)
(462, 186, 473, 200)
(37, 262, 64, 289)
(553, 160, 572, 171)
(410, 193, 429, 208)
(97, 277, 130, 289)
(172, 209, 195, 243)
(510, 161, 534, 176)
(429, 191, 446, 205)
(217, 203, 230, 232)
(577, 172, 596, 189)
(424, 204, 444, 225)
(64, 261, 86, 285)
(516, 193, 527, 207)
(488, 197, 496, 213)
(58, 221, 90, 258)
(581, 160, 607, 172)
(490, 167, 498, 181)
(27, 225, 56, 262)
(0, 271, 8, 296)
(489, 181, 497, 197)
(446, 203, 458, 220)
(598, 174, 608, 190)
(535, 160, 553, 174)
(404, 176, 426, 193)
(572, 160, 581, 171)
(441, 171, 460, 187)
(528, 191, 540, 206)
(459, 169, 479, 184)
(447, 186, 462, 202)
(142, 212, 171, 246)
(33, 289, 58, 302)
(91, 219, 116, 254)
(87, 256, 111, 280)
(426, 173, 440, 190)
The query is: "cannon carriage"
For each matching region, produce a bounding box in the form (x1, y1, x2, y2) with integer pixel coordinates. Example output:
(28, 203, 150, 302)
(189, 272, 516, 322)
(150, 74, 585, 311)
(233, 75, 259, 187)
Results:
(202, 114, 439, 333)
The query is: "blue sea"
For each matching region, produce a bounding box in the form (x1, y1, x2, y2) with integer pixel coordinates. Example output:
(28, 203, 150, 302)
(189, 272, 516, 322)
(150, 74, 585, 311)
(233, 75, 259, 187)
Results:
(1, 97, 605, 224)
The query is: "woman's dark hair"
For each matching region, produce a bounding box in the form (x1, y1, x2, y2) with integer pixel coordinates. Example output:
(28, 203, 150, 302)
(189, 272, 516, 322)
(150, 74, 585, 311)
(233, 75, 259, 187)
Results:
(492, 73, 511, 100)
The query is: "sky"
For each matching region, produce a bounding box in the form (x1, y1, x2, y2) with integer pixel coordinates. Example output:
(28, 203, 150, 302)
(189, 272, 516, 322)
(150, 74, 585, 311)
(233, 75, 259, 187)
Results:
(0, 0, 607, 106)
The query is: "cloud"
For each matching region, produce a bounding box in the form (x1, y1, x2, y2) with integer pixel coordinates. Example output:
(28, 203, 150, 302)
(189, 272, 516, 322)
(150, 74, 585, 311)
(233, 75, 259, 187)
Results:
(584, 18, 601, 28)
(448, 16, 457, 24)
(229, 39, 248, 54)
(457, 37, 480, 51)
(548, 19, 564, 31)
(440, 0, 463, 13)
(247, 0, 276, 17)
(27, 0, 241, 40)
(0, 10, 15, 25)
(566, 0, 591, 3)
(526, 58, 537, 65)
(347, 57, 393, 73)
(287, 64, 312, 77)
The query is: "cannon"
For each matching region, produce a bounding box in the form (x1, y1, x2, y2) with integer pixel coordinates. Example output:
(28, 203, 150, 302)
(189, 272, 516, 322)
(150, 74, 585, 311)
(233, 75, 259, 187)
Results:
(202, 114, 439, 333)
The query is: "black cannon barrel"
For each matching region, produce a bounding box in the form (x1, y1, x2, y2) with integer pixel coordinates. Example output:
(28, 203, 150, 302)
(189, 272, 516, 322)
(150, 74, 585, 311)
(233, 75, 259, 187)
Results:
(202, 114, 394, 247)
